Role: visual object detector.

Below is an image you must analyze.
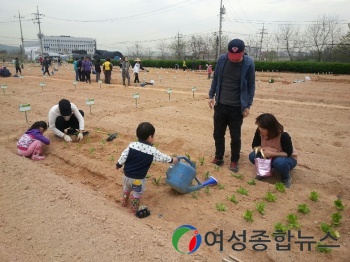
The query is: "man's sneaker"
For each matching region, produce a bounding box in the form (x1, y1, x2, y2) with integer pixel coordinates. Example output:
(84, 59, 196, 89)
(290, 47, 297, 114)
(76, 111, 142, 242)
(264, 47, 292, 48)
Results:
(282, 175, 292, 188)
(211, 158, 224, 166)
(229, 162, 239, 173)
(31, 154, 45, 161)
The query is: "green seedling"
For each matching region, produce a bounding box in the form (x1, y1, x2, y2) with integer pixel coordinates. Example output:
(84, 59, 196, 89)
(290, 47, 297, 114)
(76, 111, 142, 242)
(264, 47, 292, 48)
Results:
(273, 222, 289, 234)
(231, 173, 243, 179)
(152, 175, 162, 186)
(309, 191, 319, 201)
(185, 153, 191, 160)
(297, 204, 310, 214)
(203, 171, 210, 180)
(216, 203, 227, 212)
(108, 155, 115, 162)
(214, 165, 220, 171)
(247, 179, 256, 185)
(256, 202, 266, 215)
(275, 182, 286, 193)
(287, 213, 300, 229)
(89, 147, 95, 155)
(146, 174, 152, 179)
(237, 186, 248, 196)
(198, 157, 205, 166)
(204, 186, 211, 195)
(243, 210, 253, 222)
(217, 183, 225, 190)
(191, 190, 199, 199)
(101, 139, 106, 145)
(76, 143, 82, 149)
(320, 222, 340, 238)
(334, 199, 345, 210)
(331, 212, 342, 226)
(227, 194, 238, 204)
(315, 242, 332, 253)
(265, 192, 277, 202)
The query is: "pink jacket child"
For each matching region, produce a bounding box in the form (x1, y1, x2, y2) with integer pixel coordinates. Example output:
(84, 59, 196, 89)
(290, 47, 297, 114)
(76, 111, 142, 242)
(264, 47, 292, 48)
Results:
(17, 121, 50, 161)
(207, 65, 213, 79)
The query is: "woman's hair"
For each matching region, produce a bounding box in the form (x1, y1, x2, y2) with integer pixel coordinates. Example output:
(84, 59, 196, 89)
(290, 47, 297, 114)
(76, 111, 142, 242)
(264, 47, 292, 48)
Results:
(136, 122, 155, 140)
(29, 121, 48, 131)
(255, 113, 283, 139)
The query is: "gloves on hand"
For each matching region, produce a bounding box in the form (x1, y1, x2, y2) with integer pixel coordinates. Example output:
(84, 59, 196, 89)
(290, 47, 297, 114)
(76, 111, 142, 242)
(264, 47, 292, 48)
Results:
(77, 132, 84, 141)
(63, 134, 72, 142)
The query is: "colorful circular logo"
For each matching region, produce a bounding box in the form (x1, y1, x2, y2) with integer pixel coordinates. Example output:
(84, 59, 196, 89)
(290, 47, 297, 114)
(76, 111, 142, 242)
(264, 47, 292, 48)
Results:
(172, 224, 202, 254)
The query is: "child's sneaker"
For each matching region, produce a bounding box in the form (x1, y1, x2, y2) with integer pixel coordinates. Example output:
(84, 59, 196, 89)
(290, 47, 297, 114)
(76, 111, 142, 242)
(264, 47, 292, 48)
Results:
(32, 155, 45, 161)
(121, 194, 129, 207)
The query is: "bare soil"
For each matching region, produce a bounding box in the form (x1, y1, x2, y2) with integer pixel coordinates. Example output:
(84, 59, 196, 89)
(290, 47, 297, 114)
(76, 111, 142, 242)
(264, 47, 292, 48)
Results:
(0, 63, 349, 262)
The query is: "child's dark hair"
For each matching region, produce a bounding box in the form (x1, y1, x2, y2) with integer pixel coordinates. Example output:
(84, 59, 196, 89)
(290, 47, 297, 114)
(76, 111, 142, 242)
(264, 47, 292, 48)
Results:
(136, 122, 155, 140)
(30, 121, 48, 131)
(255, 113, 283, 139)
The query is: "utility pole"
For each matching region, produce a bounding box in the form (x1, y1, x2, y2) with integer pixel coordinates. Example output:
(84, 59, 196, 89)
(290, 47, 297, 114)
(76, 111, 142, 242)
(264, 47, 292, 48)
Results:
(176, 31, 183, 60)
(217, 0, 225, 59)
(14, 11, 25, 59)
(32, 6, 44, 58)
(258, 23, 268, 60)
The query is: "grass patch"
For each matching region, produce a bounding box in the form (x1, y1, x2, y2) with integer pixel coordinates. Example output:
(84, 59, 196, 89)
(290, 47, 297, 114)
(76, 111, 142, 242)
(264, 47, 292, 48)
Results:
(243, 210, 253, 222)
(309, 191, 319, 201)
(216, 203, 227, 212)
(237, 186, 248, 196)
(265, 192, 277, 202)
(297, 203, 310, 214)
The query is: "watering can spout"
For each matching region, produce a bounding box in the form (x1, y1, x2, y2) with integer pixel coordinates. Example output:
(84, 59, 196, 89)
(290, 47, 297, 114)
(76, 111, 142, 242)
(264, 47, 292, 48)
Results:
(186, 176, 218, 193)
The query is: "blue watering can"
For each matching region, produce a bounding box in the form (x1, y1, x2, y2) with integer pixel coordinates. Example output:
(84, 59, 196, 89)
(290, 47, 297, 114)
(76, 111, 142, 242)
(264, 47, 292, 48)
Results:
(165, 156, 218, 194)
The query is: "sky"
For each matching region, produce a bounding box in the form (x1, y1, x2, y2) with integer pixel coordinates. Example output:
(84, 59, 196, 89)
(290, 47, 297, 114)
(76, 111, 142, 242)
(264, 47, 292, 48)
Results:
(0, 0, 349, 54)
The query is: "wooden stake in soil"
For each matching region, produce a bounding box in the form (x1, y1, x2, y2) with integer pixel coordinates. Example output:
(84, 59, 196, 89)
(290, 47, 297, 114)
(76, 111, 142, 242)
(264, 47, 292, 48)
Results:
(1, 84, 7, 94)
(86, 98, 95, 114)
(73, 81, 77, 89)
(133, 93, 140, 107)
(39, 82, 45, 91)
(167, 88, 172, 101)
(192, 87, 197, 98)
(98, 80, 102, 88)
(19, 103, 31, 123)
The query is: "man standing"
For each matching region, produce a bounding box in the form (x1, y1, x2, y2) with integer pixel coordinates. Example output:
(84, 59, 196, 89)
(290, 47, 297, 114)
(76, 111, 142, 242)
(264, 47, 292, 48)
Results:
(208, 39, 255, 172)
(121, 56, 131, 86)
(43, 57, 51, 76)
(102, 57, 113, 84)
(73, 58, 79, 81)
(48, 99, 88, 142)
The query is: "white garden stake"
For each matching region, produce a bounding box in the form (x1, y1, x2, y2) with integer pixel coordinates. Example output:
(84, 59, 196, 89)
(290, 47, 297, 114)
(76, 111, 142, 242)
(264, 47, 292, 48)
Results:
(133, 93, 140, 107)
(19, 103, 31, 123)
(167, 88, 172, 101)
(86, 98, 95, 114)
(98, 80, 102, 88)
(1, 84, 7, 94)
(192, 87, 197, 98)
(73, 81, 77, 89)
(20, 76, 24, 81)
(39, 82, 45, 91)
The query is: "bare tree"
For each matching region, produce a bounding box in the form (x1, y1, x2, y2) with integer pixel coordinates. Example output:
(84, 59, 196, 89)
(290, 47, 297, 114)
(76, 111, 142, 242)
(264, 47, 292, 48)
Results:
(169, 33, 186, 59)
(276, 24, 300, 61)
(187, 35, 205, 59)
(156, 42, 169, 60)
(127, 43, 145, 59)
(305, 15, 341, 61)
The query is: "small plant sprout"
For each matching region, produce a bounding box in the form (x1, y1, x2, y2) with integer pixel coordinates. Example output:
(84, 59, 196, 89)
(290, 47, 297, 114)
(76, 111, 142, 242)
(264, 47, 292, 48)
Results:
(316, 242, 332, 253)
(309, 191, 319, 201)
(101, 139, 106, 145)
(108, 155, 115, 162)
(198, 157, 205, 166)
(152, 175, 162, 186)
(231, 173, 243, 179)
(217, 183, 225, 190)
(256, 202, 266, 215)
(227, 194, 238, 204)
(265, 192, 277, 202)
(243, 210, 253, 222)
(237, 186, 248, 196)
(247, 179, 256, 185)
(214, 165, 220, 171)
(203, 171, 210, 180)
(216, 203, 227, 212)
(185, 153, 191, 160)
(275, 182, 286, 193)
(89, 147, 95, 155)
(320, 222, 340, 238)
(334, 199, 345, 210)
(297, 204, 310, 214)
(274, 222, 289, 234)
(287, 214, 300, 229)
(191, 190, 199, 199)
(204, 186, 211, 195)
(331, 212, 342, 226)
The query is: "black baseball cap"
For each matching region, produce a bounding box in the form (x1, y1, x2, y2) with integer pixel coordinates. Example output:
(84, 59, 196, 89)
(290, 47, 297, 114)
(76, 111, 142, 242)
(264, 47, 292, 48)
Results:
(228, 39, 245, 61)
(58, 99, 72, 116)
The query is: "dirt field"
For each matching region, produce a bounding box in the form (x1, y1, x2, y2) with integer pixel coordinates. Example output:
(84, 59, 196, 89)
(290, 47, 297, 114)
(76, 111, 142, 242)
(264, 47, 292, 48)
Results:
(0, 62, 349, 262)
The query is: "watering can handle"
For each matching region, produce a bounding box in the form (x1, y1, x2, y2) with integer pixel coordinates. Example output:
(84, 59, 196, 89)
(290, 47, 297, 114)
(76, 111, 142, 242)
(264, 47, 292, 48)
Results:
(177, 156, 196, 168)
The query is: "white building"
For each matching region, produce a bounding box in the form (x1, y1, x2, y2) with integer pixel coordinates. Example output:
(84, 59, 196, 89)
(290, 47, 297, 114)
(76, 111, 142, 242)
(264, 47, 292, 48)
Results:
(42, 35, 96, 54)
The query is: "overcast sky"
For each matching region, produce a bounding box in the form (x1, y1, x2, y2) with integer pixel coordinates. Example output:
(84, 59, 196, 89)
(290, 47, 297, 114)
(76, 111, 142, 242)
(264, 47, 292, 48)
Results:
(1, 0, 349, 53)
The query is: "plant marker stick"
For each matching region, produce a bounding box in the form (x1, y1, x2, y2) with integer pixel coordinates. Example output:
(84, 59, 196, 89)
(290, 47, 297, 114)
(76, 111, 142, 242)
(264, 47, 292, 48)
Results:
(73, 81, 77, 89)
(1, 84, 7, 94)
(98, 80, 102, 88)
